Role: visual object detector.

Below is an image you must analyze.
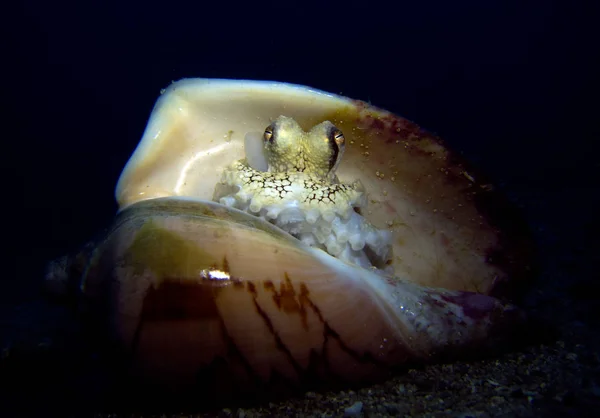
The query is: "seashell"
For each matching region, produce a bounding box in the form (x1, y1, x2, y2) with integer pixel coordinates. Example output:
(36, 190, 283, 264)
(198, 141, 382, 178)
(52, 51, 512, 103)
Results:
(47, 78, 534, 402)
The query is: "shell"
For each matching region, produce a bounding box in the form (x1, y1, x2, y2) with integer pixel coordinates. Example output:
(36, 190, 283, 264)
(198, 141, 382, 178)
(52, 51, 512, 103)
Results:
(47, 78, 534, 402)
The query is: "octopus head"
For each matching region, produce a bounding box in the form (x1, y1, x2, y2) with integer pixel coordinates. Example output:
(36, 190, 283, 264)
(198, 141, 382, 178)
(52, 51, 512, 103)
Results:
(263, 115, 346, 181)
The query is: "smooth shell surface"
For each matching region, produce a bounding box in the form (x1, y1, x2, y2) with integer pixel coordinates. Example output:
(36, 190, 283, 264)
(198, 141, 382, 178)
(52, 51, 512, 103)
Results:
(116, 79, 533, 295)
(80, 198, 522, 396)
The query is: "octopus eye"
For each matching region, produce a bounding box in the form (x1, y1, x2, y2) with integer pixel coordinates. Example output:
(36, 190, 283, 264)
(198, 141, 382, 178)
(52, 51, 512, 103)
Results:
(332, 129, 345, 146)
(327, 126, 345, 172)
(264, 125, 274, 142)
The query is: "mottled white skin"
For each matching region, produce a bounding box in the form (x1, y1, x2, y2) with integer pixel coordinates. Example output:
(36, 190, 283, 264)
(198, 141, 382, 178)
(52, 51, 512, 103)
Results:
(214, 116, 392, 270)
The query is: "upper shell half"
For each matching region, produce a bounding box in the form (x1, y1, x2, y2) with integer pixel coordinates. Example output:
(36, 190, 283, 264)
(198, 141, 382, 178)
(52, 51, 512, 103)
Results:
(116, 78, 534, 296)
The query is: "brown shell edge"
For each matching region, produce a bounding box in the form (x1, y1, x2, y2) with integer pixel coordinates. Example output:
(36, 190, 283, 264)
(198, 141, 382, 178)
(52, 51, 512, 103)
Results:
(348, 99, 537, 300)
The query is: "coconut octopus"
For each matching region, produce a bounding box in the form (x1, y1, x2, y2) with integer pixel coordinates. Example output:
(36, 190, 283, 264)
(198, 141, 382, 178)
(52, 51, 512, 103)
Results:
(214, 115, 392, 270)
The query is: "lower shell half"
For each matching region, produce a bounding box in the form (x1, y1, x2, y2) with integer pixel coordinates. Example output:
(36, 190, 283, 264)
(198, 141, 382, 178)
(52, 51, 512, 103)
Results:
(73, 197, 525, 401)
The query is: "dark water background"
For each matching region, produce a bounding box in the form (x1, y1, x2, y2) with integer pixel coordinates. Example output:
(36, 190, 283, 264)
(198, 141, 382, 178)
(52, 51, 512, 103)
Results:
(2, 0, 599, 416)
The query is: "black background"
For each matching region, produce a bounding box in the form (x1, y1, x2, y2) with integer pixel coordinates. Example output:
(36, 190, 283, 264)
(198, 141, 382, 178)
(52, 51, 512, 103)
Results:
(2, 0, 599, 413)
(4, 0, 598, 287)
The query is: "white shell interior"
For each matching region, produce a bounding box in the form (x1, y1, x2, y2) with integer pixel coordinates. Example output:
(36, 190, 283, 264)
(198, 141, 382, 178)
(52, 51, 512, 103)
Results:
(116, 78, 507, 293)
(116, 79, 358, 207)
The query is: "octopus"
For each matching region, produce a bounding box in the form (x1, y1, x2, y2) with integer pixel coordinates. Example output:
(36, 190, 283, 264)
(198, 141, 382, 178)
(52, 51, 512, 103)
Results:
(213, 115, 392, 270)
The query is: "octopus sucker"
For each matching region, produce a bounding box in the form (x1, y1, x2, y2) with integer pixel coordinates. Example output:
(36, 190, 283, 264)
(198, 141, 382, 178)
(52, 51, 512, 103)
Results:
(45, 78, 534, 404)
